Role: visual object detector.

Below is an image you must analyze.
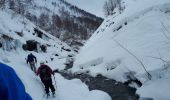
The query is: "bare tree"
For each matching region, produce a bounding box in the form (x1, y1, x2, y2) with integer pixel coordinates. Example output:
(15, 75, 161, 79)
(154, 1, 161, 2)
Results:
(0, 0, 6, 9)
(103, 1, 110, 16)
(103, 0, 123, 17)
(147, 51, 169, 69)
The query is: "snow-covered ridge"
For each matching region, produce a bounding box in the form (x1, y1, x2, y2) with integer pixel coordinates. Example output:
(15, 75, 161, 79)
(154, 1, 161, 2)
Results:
(1, 0, 103, 49)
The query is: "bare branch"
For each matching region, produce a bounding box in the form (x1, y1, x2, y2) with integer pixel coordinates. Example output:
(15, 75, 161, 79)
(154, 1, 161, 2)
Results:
(147, 51, 170, 69)
(161, 21, 170, 40)
(147, 56, 168, 63)
(114, 40, 152, 80)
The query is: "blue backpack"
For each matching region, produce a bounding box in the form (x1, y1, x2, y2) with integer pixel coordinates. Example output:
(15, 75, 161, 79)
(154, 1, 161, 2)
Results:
(0, 63, 32, 100)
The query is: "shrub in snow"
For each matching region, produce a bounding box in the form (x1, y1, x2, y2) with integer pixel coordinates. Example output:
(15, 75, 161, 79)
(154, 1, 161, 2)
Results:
(15, 31, 23, 37)
(40, 44, 47, 52)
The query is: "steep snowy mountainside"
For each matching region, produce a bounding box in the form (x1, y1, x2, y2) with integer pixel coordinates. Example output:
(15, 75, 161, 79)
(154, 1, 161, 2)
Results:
(73, 0, 170, 78)
(72, 0, 170, 99)
(0, 8, 75, 64)
(1, 0, 103, 49)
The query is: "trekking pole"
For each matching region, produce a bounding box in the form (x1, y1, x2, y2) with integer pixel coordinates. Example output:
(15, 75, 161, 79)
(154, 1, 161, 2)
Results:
(53, 75, 57, 88)
(53, 75, 60, 100)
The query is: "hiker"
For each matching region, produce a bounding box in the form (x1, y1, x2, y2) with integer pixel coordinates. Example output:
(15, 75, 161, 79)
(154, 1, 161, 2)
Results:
(27, 53, 37, 73)
(0, 62, 32, 100)
(36, 61, 55, 97)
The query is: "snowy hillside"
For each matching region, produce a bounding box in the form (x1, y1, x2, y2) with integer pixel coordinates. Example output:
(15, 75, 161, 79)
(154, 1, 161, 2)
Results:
(73, 0, 170, 99)
(0, 0, 103, 49)
(0, 8, 111, 100)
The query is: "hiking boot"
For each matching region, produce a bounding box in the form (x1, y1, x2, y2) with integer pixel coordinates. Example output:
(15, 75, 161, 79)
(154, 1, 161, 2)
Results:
(46, 93, 50, 98)
(52, 92, 55, 97)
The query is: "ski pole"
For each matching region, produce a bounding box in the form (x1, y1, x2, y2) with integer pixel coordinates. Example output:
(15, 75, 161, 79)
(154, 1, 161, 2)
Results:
(53, 75, 60, 100)
(53, 75, 57, 88)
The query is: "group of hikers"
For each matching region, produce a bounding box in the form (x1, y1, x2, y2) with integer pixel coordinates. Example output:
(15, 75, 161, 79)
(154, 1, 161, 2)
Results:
(0, 53, 57, 100)
(26, 53, 56, 98)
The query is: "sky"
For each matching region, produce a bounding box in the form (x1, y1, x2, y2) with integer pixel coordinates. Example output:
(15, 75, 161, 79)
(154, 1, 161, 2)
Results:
(65, 0, 106, 18)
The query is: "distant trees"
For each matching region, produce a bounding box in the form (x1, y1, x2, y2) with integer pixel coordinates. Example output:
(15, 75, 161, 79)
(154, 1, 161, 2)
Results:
(0, 0, 6, 9)
(2, 0, 103, 48)
(38, 13, 50, 31)
(103, 0, 123, 17)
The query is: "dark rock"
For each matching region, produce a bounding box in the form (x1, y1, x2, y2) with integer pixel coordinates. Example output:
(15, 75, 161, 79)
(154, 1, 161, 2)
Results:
(0, 43, 2, 48)
(68, 55, 73, 57)
(125, 22, 127, 25)
(117, 25, 122, 31)
(55, 54, 59, 56)
(61, 46, 71, 52)
(40, 44, 47, 52)
(26, 40, 38, 51)
(34, 28, 43, 38)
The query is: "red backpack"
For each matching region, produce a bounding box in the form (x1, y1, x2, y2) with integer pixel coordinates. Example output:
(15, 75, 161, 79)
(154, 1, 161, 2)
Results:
(40, 66, 51, 81)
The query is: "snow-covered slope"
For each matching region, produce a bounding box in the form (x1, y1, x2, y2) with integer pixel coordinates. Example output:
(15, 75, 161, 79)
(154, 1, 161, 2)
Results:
(0, 9, 111, 100)
(3, 0, 103, 48)
(73, 0, 170, 99)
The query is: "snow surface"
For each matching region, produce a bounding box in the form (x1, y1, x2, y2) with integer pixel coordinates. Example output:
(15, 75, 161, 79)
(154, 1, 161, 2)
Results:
(2, 0, 170, 99)
(72, 0, 170, 99)
(0, 8, 111, 100)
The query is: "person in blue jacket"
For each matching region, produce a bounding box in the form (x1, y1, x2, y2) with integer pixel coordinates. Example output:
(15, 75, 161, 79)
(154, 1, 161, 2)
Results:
(27, 53, 37, 73)
(0, 62, 32, 100)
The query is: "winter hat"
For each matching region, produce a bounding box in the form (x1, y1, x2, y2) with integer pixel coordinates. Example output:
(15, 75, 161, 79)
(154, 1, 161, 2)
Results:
(40, 61, 44, 64)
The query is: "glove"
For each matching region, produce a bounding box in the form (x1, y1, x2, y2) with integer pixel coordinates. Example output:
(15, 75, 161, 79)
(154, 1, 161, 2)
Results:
(53, 69, 59, 73)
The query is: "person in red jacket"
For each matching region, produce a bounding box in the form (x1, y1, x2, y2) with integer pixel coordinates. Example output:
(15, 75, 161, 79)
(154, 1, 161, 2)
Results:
(36, 61, 55, 97)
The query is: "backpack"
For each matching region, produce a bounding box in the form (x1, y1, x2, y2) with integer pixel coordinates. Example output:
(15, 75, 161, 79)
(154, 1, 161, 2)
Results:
(40, 66, 51, 81)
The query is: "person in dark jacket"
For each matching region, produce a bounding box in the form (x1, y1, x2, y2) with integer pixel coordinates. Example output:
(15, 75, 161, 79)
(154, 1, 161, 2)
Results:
(0, 62, 32, 100)
(36, 61, 55, 97)
(27, 53, 37, 73)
